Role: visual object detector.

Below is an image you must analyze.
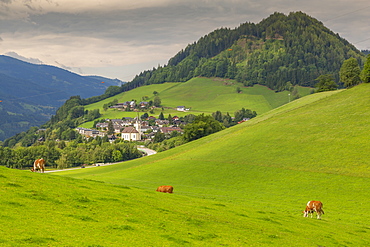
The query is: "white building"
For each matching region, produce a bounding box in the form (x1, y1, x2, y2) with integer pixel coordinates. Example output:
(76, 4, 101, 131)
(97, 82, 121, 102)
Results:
(121, 127, 141, 141)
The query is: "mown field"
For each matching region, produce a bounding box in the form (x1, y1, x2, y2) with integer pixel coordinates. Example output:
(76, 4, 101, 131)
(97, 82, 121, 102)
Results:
(80, 77, 312, 128)
(55, 84, 370, 246)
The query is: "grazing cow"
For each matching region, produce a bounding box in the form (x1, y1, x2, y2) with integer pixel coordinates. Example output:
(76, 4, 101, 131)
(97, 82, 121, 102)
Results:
(303, 201, 324, 219)
(31, 158, 46, 173)
(156, 185, 173, 193)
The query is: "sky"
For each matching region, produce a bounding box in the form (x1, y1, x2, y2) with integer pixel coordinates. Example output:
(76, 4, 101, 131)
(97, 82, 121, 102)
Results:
(0, 0, 369, 82)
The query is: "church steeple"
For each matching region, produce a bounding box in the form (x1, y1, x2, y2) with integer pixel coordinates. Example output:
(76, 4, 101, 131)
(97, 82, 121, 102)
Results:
(134, 113, 142, 138)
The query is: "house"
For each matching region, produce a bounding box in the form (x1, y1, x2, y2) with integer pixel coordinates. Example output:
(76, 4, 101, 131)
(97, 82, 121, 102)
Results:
(176, 106, 190, 111)
(109, 103, 125, 109)
(111, 119, 124, 125)
(177, 106, 186, 111)
(76, 127, 89, 134)
(160, 127, 183, 136)
(155, 119, 169, 127)
(139, 101, 149, 108)
(121, 127, 141, 141)
(108, 135, 117, 142)
(84, 129, 102, 138)
(96, 123, 108, 129)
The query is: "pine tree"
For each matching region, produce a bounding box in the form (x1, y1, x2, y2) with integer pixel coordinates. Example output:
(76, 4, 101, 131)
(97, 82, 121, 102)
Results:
(107, 121, 114, 135)
(360, 54, 370, 83)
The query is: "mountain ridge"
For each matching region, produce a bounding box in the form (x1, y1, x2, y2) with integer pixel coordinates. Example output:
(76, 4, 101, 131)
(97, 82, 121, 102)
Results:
(0, 55, 123, 140)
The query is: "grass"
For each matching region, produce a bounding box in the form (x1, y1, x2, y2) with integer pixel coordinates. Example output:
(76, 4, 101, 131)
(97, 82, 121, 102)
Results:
(1, 165, 369, 246)
(3, 83, 370, 246)
(80, 77, 312, 128)
(54, 84, 370, 246)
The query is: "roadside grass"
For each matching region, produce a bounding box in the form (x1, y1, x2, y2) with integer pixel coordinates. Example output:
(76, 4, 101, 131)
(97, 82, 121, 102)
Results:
(80, 77, 312, 128)
(55, 84, 370, 245)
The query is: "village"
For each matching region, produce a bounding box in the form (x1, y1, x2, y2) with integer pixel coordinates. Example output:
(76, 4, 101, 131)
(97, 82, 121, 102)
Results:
(75, 101, 189, 142)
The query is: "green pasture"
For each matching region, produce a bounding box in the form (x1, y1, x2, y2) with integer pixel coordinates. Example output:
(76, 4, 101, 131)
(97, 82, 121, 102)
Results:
(55, 84, 370, 246)
(81, 77, 312, 128)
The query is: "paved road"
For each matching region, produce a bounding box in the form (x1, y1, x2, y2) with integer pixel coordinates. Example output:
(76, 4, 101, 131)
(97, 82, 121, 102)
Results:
(137, 147, 157, 156)
(45, 147, 156, 173)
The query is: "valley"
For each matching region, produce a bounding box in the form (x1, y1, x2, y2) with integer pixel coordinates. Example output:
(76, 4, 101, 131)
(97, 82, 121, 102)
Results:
(1, 10, 369, 246)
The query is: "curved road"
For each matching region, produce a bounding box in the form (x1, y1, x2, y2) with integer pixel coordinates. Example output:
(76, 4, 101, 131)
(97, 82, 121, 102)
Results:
(45, 147, 156, 173)
(137, 147, 157, 156)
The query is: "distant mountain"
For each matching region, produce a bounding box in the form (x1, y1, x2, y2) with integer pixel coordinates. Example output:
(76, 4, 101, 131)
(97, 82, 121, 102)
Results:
(127, 11, 364, 91)
(0, 55, 121, 141)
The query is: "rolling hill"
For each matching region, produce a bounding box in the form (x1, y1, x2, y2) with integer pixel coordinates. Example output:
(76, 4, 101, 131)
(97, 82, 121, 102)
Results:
(0, 55, 123, 141)
(79, 77, 313, 128)
(54, 83, 370, 246)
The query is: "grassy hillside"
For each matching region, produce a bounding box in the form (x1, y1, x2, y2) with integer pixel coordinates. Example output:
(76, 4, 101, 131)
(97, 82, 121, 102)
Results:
(81, 77, 312, 128)
(3, 165, 364, 247)
(56, 84, 370, 246)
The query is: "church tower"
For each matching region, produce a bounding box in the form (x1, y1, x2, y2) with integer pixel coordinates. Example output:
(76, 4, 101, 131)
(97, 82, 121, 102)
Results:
(134, 114, 142, 140)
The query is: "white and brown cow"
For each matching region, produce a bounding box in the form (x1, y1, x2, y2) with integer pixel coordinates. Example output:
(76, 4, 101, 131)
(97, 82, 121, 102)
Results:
(303, 200, 324, 219)
(31, 158, 46, 173)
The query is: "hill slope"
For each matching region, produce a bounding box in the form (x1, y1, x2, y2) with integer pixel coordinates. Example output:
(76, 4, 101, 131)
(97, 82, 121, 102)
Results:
(0, 55, 121, 141)
(56, 84, 370, 245)
(79, 77, 312, 128)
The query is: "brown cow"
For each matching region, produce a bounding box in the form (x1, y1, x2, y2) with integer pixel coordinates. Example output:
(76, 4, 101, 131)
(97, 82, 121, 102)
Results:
(31, 158, 46, 173)
(303, 201, 324, 219)
(156, 185, 173, 193)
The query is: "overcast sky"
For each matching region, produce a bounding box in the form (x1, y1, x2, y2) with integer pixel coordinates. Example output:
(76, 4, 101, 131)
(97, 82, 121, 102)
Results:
(1, 0, 369, 82)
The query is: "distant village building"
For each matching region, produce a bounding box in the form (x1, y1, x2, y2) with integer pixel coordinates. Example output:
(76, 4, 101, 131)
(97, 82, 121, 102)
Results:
(155, 119, 169, 127)
(121, 118, 142, 141)
(121, 127, 141, 141)
(177, 106, 186, 111)
(176, 106, 190, 112)
(76, 127, 104, 138)
(160, 127, 183, 136)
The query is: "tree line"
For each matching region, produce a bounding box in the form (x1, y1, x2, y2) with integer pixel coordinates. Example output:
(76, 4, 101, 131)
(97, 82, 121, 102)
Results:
(0, 138, 141, 170)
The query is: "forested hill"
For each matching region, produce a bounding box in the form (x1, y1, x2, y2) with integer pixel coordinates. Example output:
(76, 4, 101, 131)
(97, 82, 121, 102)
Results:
(125, 11, 364, 92)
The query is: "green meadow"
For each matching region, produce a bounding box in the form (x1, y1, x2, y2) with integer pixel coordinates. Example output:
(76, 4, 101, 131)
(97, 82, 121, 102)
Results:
(2, 83, 369, 246)
(81, 77, 312, 128)
(54, 84, 370, 246)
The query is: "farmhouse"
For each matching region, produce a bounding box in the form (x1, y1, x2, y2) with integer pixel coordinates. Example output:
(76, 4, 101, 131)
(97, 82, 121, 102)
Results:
(177, 106, 186, 111)
(176, 106, 190, 112)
